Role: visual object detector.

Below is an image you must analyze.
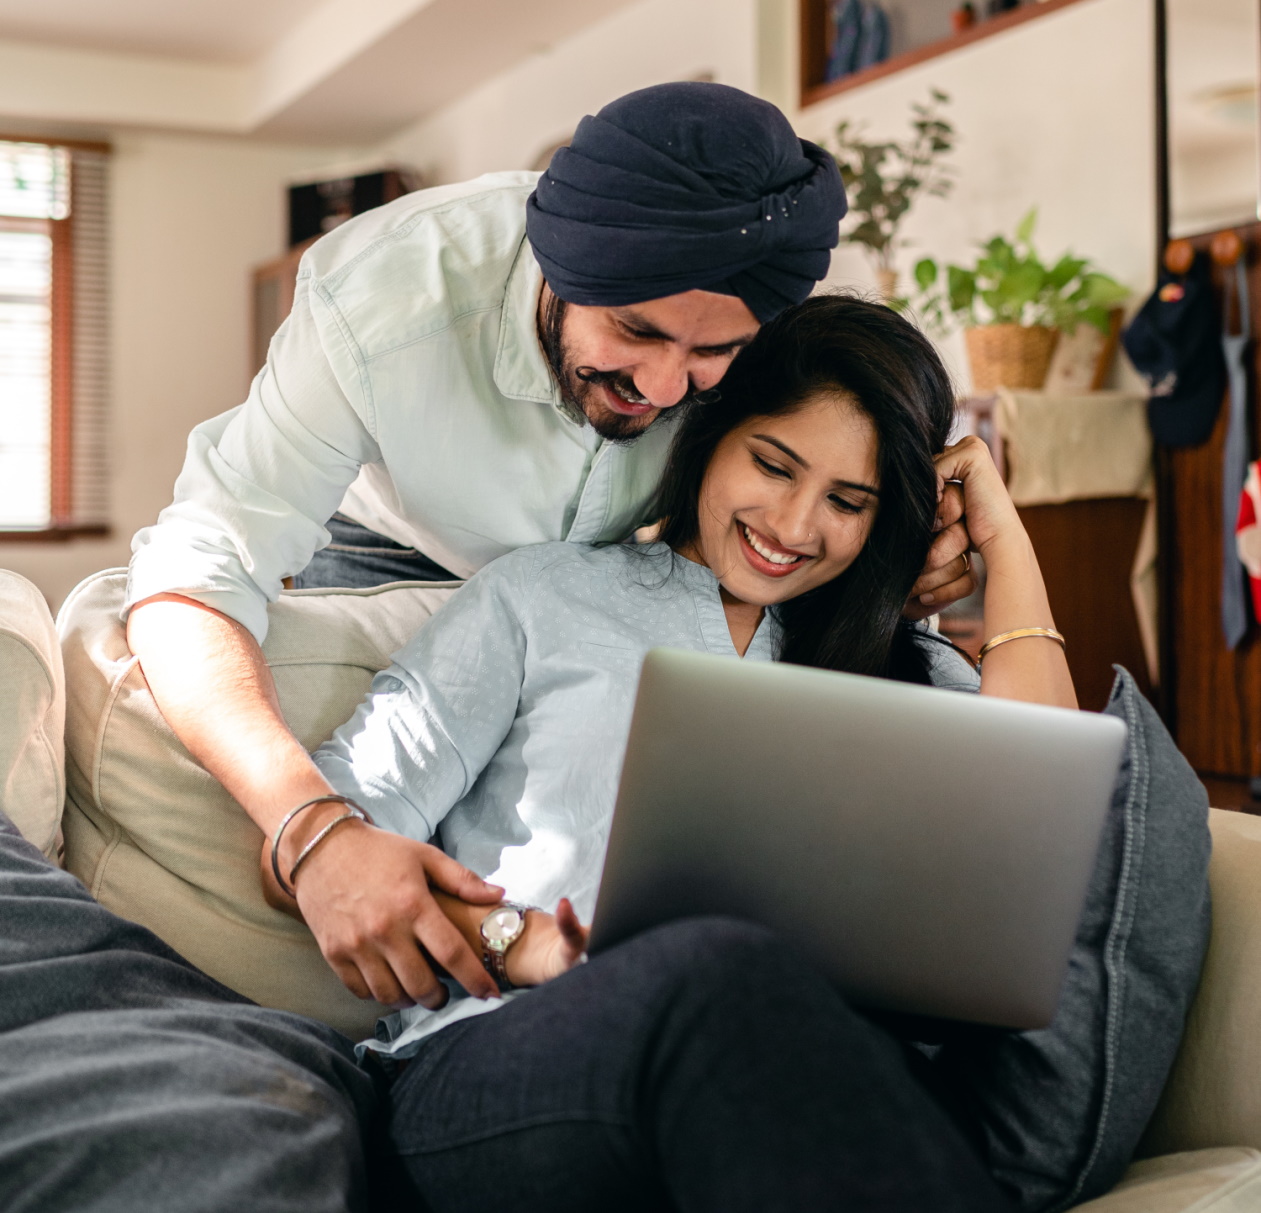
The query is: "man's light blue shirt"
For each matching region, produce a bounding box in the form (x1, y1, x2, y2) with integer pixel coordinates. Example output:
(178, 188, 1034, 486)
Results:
(312, 541, 979, 1055)
(125, 173, 676, 643)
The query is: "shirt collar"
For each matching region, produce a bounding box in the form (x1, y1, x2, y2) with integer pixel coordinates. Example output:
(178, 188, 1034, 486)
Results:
(494, 238, 567, 413)
(647, 543, 783, 661)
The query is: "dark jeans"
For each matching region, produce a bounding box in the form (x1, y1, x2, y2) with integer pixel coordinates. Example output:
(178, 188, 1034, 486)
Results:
(388, 917, 1014, 1213)
(0, 812, 381, 1213)
(0, 673, 1207, 1212)
(294, 513, 458, 588)
(383, 673, 1211, 1213)
(0, 809, 1000, 1213)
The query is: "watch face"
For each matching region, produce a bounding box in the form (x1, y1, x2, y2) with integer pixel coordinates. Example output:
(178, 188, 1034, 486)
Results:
(482, 906, 524, 944)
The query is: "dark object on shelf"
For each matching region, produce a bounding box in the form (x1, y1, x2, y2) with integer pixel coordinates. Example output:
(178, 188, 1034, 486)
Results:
(856, 2, 890, 70)
(287, 168, 419, 248)
(952, 2, 977, 32)
(986, 0, 1020, 14)
(825, 0, 863, 82)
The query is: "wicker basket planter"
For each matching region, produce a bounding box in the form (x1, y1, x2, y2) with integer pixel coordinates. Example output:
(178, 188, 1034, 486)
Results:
(964, 324, 1060, 392)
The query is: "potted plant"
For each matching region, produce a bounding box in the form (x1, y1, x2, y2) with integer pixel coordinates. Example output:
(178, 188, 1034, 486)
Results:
(828, 89, 955, 301)
(910, 209, 1129, 391)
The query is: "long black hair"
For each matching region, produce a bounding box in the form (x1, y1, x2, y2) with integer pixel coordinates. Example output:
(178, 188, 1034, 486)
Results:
(654, 293, 956, 683)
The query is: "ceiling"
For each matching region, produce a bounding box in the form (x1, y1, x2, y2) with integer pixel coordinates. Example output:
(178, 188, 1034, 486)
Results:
(0, 0, 327, 64)
(0, 0, 642, 144)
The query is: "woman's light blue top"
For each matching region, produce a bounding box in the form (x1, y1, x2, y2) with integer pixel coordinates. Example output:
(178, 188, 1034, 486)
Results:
(312, 541, 979, 1055)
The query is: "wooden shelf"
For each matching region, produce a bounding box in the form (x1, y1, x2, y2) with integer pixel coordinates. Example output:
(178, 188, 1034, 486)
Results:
(800, 0, 1092, 109)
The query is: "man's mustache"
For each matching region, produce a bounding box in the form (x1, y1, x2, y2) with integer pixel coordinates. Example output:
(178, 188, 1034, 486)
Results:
(574, 366, 721, 409)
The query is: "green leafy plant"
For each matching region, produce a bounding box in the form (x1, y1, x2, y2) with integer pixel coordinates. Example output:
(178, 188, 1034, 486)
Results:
(828, 88, 955, 274)
(911, 209, 1129, 335)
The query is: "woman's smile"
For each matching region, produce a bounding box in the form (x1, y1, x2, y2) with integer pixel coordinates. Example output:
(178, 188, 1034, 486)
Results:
(736, 521, 814, 577)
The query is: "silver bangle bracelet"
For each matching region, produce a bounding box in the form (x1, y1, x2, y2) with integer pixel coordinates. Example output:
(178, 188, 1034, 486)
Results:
(269, 795, 374, 899)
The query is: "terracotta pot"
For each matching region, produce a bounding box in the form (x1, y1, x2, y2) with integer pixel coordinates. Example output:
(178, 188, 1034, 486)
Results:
(951, 3, 976, 32)
(964, 324, 1059, 391)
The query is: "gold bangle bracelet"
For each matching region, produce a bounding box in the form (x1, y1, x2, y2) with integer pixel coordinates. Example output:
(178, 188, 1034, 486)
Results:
(977, 627, 1066, 665)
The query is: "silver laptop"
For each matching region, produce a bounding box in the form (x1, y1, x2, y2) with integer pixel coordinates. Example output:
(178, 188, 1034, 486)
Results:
(589, 647, 1127, 1030)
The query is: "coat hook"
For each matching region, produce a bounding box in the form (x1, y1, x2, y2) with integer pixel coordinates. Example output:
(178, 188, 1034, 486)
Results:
(1163, 239, 1194, 274)
(1211, 229, 1244, 267)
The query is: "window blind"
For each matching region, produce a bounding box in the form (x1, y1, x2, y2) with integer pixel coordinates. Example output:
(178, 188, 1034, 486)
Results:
(68, 149, 110, 528)
(0, 140, 109, 531)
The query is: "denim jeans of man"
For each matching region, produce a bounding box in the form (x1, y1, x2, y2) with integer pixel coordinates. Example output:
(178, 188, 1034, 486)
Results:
(0, 812, 383, 1213)
(294, 513, 458, 588)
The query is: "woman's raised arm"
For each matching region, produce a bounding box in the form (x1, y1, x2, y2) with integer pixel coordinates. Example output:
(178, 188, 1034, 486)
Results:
(933, 436, 1077, 710)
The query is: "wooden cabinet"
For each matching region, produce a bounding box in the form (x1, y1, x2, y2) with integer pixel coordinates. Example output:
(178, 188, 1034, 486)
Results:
(1019, 498, 1153, 712)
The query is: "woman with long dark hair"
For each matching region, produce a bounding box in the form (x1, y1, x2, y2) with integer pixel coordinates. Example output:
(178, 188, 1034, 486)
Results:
(272, 294, 1082, 1210)
(654, 291, 963, 683)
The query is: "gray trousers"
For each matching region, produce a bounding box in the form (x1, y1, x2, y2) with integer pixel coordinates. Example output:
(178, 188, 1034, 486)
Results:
(0, 814, 380, 1213)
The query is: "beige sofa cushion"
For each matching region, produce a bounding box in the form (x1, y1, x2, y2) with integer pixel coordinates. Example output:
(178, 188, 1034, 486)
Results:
(1073, 1148, 1261, 1212)
(0, 570, 64, 858)
(1141, 809, 1261, 1158)
(58, 569, 459, 1039)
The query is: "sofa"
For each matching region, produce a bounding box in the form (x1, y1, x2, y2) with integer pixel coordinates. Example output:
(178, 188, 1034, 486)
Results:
(2, 565, 1260, 1209)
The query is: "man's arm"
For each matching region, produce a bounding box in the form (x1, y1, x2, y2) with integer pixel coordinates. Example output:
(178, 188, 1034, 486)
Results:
(127, 594, 501, 1009)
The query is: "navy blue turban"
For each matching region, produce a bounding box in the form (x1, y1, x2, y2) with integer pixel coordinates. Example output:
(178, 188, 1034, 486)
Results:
(525, 83, 847, 323)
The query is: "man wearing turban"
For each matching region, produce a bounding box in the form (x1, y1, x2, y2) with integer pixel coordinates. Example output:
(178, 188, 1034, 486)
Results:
(125, 83, 975, 1008)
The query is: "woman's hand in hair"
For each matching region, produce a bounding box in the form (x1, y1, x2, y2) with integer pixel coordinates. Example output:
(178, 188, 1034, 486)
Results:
(906, 480, 977, 617)
(936, 437, 1077, 710)
(931, 436, 1024, 560)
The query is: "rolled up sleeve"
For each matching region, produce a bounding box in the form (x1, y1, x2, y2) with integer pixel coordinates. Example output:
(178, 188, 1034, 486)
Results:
(125, 272, 382, 644)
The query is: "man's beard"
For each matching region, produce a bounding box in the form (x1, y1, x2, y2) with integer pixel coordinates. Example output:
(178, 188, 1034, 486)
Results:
(538, 294, 709, 444)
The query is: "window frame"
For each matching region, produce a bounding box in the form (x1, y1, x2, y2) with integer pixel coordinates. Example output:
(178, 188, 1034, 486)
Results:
(0, 134, 110, 542)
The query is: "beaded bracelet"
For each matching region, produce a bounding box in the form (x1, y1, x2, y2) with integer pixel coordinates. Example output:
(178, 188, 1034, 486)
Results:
(976, 627, 1066, 666)
(270, 795, 374, 899)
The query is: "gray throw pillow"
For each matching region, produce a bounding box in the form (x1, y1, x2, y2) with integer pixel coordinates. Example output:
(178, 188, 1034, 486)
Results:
(931, 665, 1212, 1212)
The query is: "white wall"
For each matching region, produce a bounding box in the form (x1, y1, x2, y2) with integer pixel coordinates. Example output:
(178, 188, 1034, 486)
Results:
(375, 0, 760, 182)
(789, 0, 1157, 391)
(1, 130, 362, 609)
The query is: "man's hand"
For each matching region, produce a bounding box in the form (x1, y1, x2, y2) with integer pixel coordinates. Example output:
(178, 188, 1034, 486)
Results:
(904, 480, 978, 621)
(265, 821, 504, 1009)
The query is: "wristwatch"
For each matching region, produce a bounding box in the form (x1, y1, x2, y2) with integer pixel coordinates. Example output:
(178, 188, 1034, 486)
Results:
(479, 902, 531, 990)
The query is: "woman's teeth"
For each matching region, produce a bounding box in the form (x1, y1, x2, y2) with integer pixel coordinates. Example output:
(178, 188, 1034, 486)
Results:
(743, 524, 806, 565)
